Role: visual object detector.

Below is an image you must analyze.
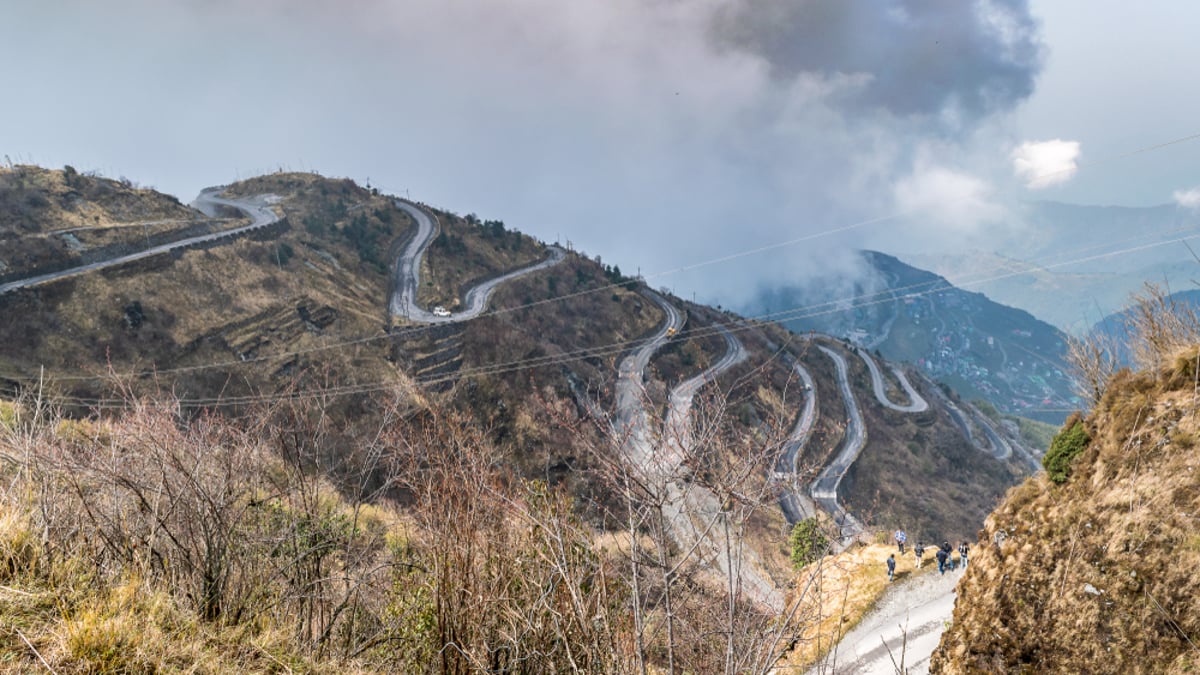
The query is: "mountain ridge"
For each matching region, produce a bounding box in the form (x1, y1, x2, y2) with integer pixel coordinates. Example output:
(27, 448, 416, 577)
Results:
(0, 165, 1042, 671)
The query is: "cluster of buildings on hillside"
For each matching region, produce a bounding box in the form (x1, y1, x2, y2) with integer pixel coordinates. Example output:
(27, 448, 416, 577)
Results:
(849, 291, 1080, 414)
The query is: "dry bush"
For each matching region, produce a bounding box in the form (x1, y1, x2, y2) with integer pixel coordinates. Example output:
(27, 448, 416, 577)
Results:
(385, 407, 636, 673)
(0, 360, 825, 673)
(1069, 282, 1200, 408)
(1125, 282, 1200, 374)
(1067, 332, 1119, 408)
(0, 386, 414, 671)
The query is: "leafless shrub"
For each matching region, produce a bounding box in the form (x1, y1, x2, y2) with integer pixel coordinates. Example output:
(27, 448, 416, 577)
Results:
(1125, 282, 1200, 375)
(568, 365, 820, 675)
(1066, 332, 1119, 408)
(1073, 283, 1200, 406)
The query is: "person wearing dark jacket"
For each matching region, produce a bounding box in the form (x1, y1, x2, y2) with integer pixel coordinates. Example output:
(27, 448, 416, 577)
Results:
(887, 554, 896, 582)
(958, 541, 969, 569)
(941, 541, 953, 570)
(935, 547, 949, 575)
(914, 541, 925, 568)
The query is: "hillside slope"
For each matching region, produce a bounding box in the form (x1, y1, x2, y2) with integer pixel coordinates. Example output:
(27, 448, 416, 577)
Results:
(746, 250, 1078, 424)
(0, 167, 1033, 593)
(932, 350, 1200, 673)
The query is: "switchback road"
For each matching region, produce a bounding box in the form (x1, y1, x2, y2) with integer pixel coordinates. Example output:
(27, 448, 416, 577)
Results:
(778, 361, 818, 524)
(389, 200, 564, 323)
(855, 347, 929, 413)
(811, 346, 867, 542)
(0, 188, 280, 295)
(614, 290, 684, 472)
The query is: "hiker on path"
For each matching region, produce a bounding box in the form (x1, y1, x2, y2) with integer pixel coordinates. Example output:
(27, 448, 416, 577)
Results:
(887, 554, 896, 582)
(914, 541, 925, 568)
(935, 546, 949, 575)
(895, 529, 907, 554)
(958, 541, 969, 570)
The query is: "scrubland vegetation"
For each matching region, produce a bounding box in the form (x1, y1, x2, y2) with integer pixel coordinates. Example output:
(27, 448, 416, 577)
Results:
(933, 284, 1200, 673)
(0, 381, 826, 673)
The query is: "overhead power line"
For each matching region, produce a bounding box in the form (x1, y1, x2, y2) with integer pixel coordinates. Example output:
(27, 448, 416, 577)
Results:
(26, 221, 1200, 411)
(2, 130, 1197, 395)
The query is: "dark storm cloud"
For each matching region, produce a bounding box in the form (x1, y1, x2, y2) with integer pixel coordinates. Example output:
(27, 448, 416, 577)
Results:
(713, 0, 1043, 121)
(0, 0, 1045, 306)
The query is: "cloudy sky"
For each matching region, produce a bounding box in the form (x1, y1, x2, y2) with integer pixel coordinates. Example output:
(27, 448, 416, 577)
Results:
(2, 0, 1198, 303)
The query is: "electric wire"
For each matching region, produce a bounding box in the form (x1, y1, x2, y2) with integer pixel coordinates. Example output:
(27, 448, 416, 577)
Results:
(27, 222, 1200, 410)
(3, 131, 1197, 403)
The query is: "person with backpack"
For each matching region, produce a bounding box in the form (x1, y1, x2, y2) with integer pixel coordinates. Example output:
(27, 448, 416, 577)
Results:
(895, 529, 907, 554)
(941, 541, 952, 569)
(887, 553, 896, 582)
(914, 541, 925, 568)
(958, 541, 969, 570)
(935, 546, 948, 575)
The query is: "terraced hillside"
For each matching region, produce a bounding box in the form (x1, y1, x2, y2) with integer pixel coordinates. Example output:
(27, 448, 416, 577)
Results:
(0, 167, 1038, 601)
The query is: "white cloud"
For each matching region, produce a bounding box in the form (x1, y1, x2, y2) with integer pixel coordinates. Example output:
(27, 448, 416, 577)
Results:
(1011, 139, 1081, 188)
(893, 163, 1002, 232)
(1174, 186, 1200, 209)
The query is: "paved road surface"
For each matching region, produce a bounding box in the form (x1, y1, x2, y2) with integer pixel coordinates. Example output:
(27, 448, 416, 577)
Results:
(389, 200, 564, 323)
(661, 321, 747, 467)
(613, 305, 782, 609)
(0, 188, 279, 295)
(921, 378, 975, 445)
(855, 347, 928, 413)
(964, 402, 1013, 461)
(808, 566, 961, 674)
(811, 346, 867, 541)
(657, 322, 784, 609)
(614, 290, 684, 472)
(778, 362, 818, 523)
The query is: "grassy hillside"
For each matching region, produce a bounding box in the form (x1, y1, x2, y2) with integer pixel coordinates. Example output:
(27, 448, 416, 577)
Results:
(0, 168, 1040, 668)
(932, 306, 1200, 672)
(0, 165, 222, 280)
(0, 171, 412, 411)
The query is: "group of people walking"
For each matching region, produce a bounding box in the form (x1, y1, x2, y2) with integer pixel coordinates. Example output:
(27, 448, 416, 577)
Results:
(886, 529, 970, 582)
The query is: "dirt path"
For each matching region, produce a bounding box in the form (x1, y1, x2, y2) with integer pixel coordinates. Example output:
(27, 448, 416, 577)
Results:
(808, 562, 962, 674)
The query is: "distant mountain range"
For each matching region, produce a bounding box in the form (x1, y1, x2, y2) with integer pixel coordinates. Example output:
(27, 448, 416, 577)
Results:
(904, 201, 1200, 334)
(1089, 288, 1200, 366)
(744, 250, 1078, 423)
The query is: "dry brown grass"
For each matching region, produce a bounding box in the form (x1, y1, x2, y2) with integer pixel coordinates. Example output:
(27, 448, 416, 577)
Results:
(779, 542, 935, 671)
(416, 209, 546, 310)
(0, 172, 412, 413)
(934, 335, 1200, 672)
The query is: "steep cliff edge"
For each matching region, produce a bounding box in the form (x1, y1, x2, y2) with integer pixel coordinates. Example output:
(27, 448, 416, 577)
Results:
(932, 346, 1200, 673)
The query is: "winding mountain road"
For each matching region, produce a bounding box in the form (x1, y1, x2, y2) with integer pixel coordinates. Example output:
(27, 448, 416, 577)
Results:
(811, 346, 867, 541)
(855, 347, 928, 413)
(965, 403, 1013, 461)
(614, 290, 685, 472)
(661, 321, 747, 467)
(0, 188, 280, 295)
(612, 300, 782, 609)
(777, 361, 818, 524)
(389, 200, 564, 322)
